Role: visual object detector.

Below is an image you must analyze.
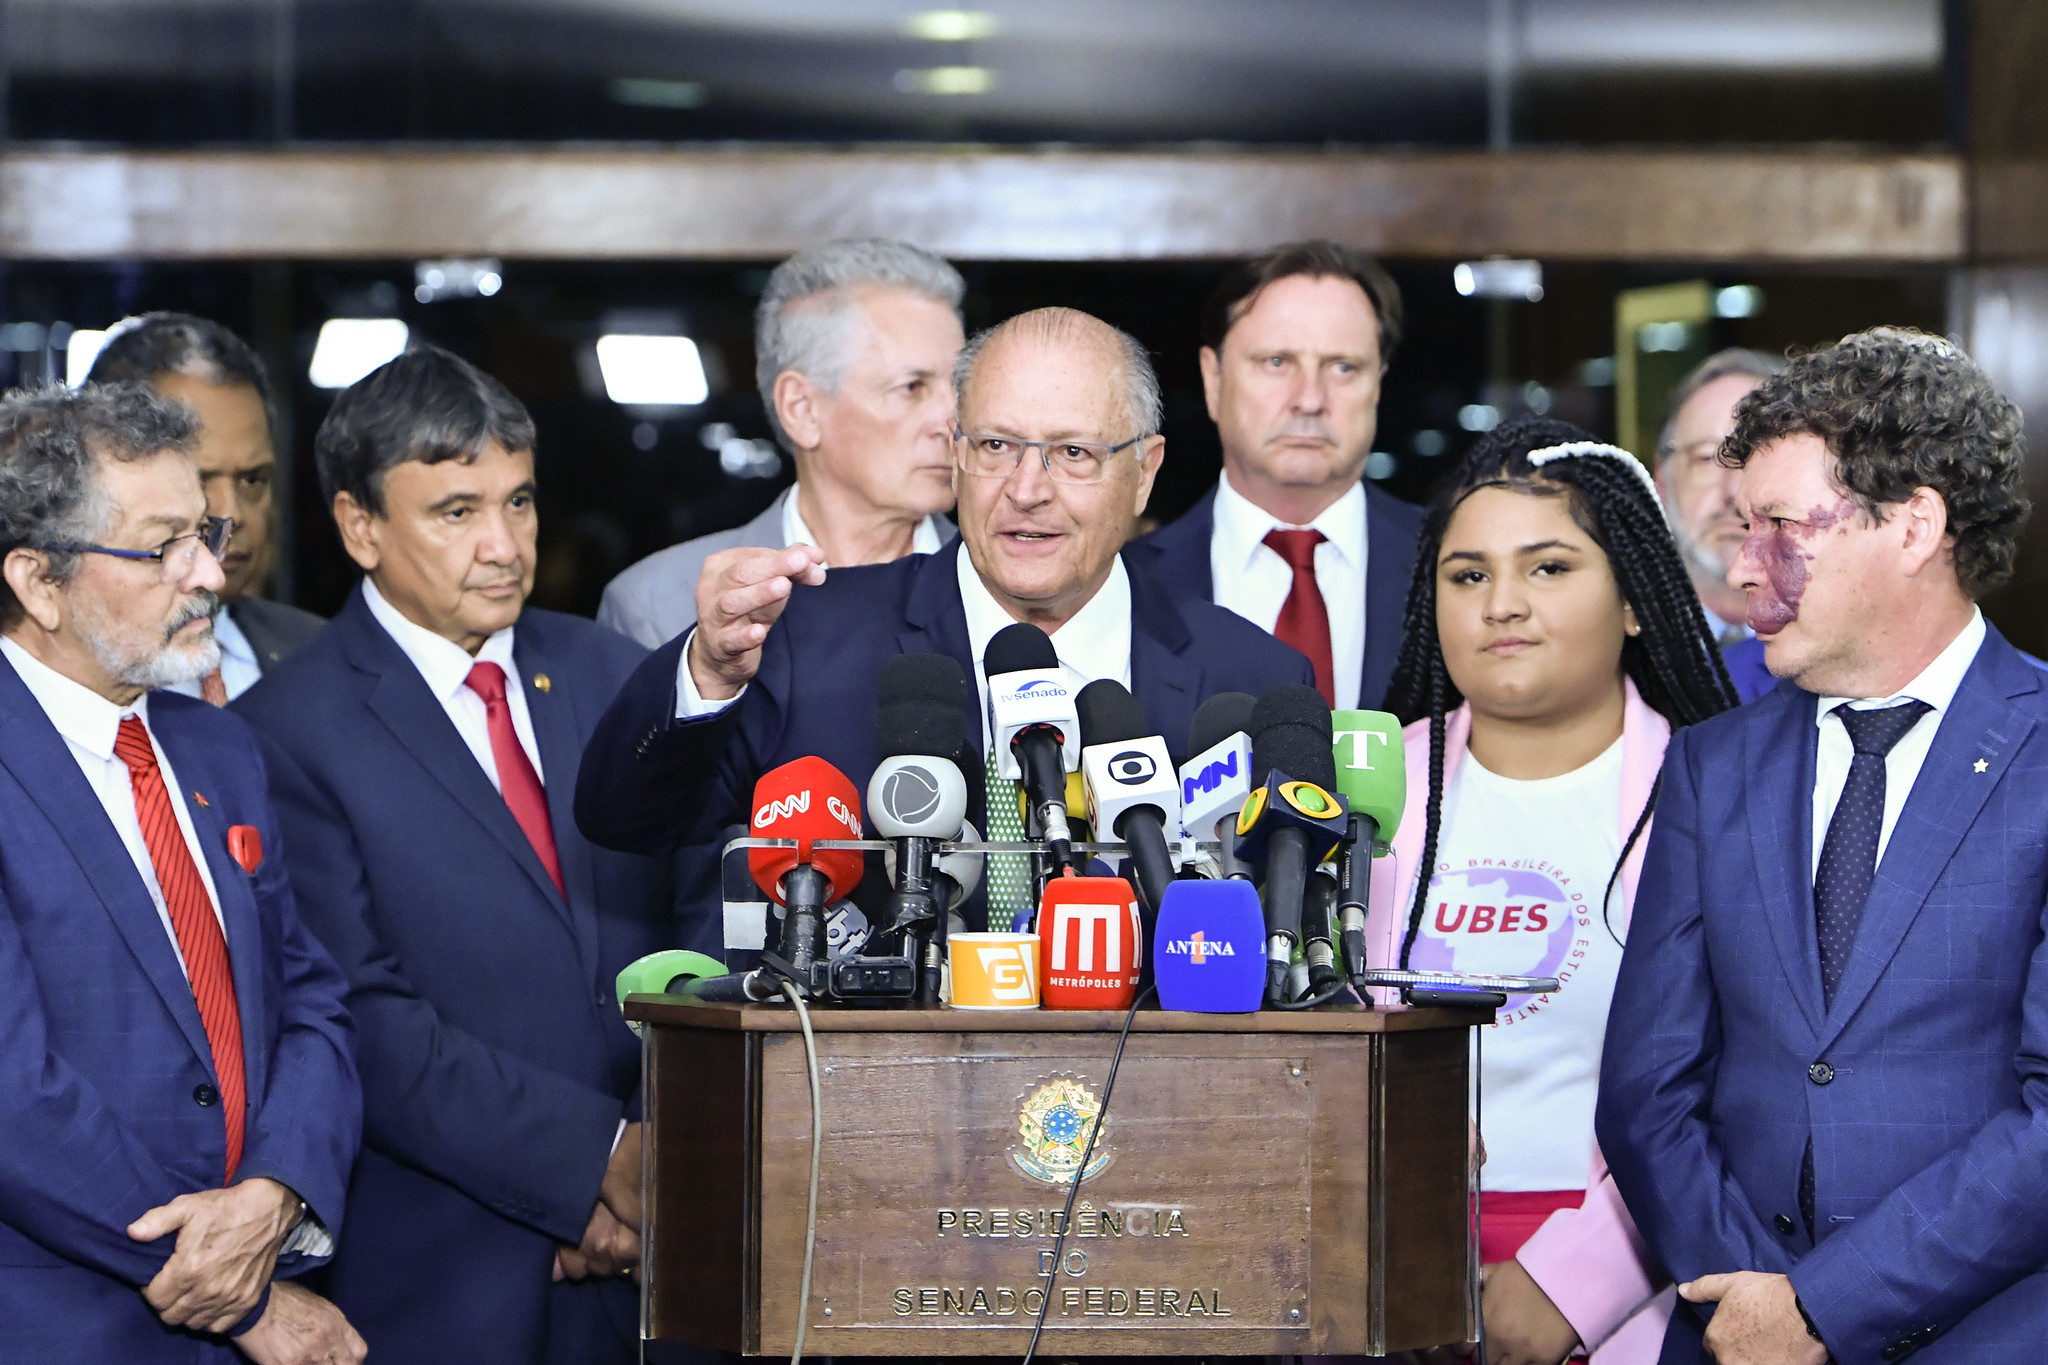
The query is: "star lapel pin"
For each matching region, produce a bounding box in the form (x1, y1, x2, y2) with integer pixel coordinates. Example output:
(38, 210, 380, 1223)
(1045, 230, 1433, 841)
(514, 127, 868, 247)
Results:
(1974, 758, 1989, 773)
(533, 673, 552, 694)
(193, 791, 210, 808)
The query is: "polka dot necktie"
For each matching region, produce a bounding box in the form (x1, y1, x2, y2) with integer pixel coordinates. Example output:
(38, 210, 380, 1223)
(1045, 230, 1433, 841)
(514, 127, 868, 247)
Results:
(982, 749, 1031, 932)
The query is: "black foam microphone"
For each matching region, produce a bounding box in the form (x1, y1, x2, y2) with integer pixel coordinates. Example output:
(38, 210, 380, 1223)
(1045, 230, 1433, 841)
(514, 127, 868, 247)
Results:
(1074, 679, 1180, 919)
(1237, 684, 1344, 1006)
(984, 623, 1079, 873)
(870, 653, 973, 1001)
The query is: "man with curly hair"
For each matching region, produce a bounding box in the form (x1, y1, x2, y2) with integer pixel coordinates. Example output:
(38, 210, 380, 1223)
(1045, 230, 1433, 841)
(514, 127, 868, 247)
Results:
(1599, 328, 2048, 1363)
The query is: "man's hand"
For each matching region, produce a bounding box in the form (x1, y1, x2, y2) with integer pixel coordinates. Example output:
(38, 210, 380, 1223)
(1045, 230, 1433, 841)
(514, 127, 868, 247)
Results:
(1481, 1260, 1582, 1365)
(128, 1177, 301, 1333)
(234, 1280, 366, 1365)
(555, 1200, 640, 1283)
(600, 1122, 643, 1232)
(1680, 1271, 1828, 1365)
(689, 545, 827, 700)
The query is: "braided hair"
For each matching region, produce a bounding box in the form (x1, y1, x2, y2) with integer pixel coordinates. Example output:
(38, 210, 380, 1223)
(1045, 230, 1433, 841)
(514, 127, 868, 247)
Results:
(1383, 415, 1738, 966)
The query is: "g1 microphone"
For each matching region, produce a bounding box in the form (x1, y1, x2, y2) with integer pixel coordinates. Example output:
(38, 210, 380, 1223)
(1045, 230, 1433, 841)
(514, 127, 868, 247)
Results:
(1236, 685, 1347, 1006)
(985, 623, 1079, 870)
(872, 651, 975, 1002)
(1152, 879, 1264, 1013)
(748, 757, 866, 988)
(1180, 692, 1256, 876)
(1038, 875, 1143, 1010)
(1330, 710, 1406, 987)
(1075, 679, 1180, 918)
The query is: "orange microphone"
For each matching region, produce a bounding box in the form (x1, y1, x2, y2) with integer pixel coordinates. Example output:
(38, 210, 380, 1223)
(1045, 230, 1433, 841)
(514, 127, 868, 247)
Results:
(748, 757, 867, 984)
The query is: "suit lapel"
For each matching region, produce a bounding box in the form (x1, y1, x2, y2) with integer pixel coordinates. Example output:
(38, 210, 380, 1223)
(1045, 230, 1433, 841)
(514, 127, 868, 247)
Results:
(1132, 489, 1217, 601)
(1361, 485, 1416, 711)
(1745, 687, 1826, 1037)
(513, 621, 602, 976)
(1126, 557, 1200, 762)
(1818, 637, 2039, 1049)
(897, 541, 986, 776)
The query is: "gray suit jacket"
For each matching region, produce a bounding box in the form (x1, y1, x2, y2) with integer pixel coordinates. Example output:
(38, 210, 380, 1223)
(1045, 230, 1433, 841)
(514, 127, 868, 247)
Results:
(231, 595, 327, 673)
(596, 488, 956, 649)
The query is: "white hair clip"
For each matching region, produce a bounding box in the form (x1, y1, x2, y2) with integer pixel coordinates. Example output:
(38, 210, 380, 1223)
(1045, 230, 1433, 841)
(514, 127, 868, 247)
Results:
(1526, 441, 1662, 502)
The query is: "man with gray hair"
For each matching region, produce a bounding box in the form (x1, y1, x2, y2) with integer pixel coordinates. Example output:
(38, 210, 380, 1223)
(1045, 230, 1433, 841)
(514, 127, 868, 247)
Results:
(0, 383, 361, 1363)
(576, 306, 1312, 935)
(598, 238, 965, 647)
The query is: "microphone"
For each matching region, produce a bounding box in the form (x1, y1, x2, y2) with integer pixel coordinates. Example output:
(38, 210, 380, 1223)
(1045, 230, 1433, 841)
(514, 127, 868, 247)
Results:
(1075, 680, 1181, 919)
(1179, 692, 1256, 878)
(1038, 874, 1143, 1010)
(1152, 879, 1265, 1013)
(1235, 685, 1348, 1006)
(985, 623, 1080, 872)
(747, 757, 866, 993)
(614, 949, 750, 1030)
(870, 653, 974, 1002)
(1330, 710, 1406, 987)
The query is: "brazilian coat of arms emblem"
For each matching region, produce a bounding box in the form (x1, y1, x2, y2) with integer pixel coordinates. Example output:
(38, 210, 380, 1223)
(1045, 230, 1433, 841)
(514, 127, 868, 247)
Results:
(1008, 1076, 1114, 1185)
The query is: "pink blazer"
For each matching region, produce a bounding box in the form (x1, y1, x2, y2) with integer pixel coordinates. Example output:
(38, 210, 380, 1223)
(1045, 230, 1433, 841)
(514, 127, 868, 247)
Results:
(1363, 680, 1674, 1363)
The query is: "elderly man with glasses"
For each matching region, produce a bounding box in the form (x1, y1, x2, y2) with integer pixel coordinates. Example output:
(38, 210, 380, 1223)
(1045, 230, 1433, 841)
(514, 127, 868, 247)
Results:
(575, 306, 1313, 933)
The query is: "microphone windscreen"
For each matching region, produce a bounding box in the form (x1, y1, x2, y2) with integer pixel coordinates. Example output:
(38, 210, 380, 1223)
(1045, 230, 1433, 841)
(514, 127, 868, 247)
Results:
(877, 653, 971, 763)
(1153, 879, 1265, 1012)
(1330, 709, 1406, 838)
(984, 621, 1059, 676)
(1250, 683, 1338, 789)
(747, 756, 866, 906)
(1189, 691, 1256, 756)
(1075, 679, 1151, 748)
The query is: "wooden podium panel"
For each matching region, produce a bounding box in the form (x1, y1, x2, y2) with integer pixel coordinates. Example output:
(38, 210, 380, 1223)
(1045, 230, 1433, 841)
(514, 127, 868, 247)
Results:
(626, 1001, 1484, 1357)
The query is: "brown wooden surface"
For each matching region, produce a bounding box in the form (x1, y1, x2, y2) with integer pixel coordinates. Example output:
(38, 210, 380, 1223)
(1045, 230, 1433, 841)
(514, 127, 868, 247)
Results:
(641, 1008, 1479, 1356)
(626, 997, 1493, 1034)
(0, 146, 1963, 263)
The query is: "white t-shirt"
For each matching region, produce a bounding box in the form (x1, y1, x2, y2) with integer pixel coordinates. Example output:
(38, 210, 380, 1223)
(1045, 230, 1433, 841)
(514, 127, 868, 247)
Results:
(1409, 737, 1627, 1193)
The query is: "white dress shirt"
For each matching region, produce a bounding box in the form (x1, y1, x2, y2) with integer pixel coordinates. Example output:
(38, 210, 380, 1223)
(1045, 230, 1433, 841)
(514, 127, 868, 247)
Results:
(783, 482, 947, 566)
(362, 578, 543, 788)
(164, 606, 261, 704)
(1810, 608, 1985, 879)
(1209, 472, 1368, 709)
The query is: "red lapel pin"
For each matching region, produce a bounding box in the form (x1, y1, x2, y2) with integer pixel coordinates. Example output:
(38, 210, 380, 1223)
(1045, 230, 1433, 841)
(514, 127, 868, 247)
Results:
(227, 825, 263, 875)
(192, 791, 210, 808)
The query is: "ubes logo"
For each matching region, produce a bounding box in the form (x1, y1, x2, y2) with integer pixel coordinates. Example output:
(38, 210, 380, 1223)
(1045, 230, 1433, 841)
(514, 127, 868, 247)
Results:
(1106, 750, 1156, 786)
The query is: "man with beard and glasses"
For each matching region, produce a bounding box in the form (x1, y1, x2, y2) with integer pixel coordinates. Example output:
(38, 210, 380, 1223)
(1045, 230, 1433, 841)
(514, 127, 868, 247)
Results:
(1654, 349, 1785, 702)
(0, 383, 361, 1364)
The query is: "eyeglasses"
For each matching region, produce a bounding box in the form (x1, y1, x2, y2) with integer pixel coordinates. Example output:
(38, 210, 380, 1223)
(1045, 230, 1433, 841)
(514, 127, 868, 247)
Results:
(39, 516, 235, 583)
(954, 429, 1150, 485)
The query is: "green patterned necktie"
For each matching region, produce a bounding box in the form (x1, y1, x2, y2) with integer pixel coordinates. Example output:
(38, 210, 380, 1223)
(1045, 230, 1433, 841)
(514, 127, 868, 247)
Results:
(982, 749, 1032, 932)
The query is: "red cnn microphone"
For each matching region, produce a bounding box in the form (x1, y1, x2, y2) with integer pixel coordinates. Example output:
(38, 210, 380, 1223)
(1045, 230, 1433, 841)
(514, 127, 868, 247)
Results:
(748, 757, 866, 982)
(1038, 875, 1142, 1010)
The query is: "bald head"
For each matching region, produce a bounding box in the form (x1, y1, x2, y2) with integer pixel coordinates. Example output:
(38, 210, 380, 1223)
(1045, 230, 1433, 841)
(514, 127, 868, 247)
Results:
(954, 308, 1163, 439)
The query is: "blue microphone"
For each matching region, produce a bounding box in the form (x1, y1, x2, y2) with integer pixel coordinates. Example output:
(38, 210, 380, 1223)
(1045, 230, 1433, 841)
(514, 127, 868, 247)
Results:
(1153, 880, 1265, 1013)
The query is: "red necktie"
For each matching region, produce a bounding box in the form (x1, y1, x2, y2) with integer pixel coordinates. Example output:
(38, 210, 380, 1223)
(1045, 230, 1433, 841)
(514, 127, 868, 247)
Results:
(200, 668, 228, 708)
(1264, 528, 1335, 706)
(464, 662, 565, 898)
(114, 715, 246, 1183)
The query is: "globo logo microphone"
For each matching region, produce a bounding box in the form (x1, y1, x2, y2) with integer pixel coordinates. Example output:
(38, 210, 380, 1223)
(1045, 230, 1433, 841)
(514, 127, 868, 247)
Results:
(747, 756, 867, 906)
(1152, 880, 1265, 1013)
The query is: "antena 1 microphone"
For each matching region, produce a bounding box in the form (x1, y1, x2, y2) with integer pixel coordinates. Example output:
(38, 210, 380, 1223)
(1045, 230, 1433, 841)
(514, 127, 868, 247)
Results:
(1180, 692, 1256, 878)
(871, 653, 973, 1001)
(748, 757, 866, 993)
(985, 623, 1080, 871)
(1331, 709, 1406, 988)
(1153, 879, 1264, 1012)
(1075, 679, 1181, 918)
(1236, 685, 1348, 1007)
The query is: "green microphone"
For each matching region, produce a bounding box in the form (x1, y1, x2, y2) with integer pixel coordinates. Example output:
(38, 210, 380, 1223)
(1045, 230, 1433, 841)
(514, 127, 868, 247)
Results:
(615, 949, 731, 1035)
(1329, 711, 1406, 989)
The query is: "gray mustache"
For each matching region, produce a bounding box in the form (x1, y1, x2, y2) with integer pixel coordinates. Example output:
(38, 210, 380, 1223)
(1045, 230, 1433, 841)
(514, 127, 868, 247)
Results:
(166, 592, 221, 643)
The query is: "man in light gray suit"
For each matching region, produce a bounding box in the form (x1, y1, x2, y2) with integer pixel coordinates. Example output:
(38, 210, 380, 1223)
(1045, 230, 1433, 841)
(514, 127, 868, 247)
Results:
(599, 239, 965, 647)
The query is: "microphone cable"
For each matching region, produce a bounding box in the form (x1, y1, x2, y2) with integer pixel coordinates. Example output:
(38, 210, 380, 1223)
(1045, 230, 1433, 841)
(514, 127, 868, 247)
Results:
(1019, 983, 1156, 1365)
(780, 982, 824, 1365)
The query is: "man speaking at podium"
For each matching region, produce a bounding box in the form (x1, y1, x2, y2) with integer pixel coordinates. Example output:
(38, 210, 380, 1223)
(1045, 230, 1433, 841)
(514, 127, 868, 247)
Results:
(576, 306, 1310, 925)
(1599, 329, 2048, 1362)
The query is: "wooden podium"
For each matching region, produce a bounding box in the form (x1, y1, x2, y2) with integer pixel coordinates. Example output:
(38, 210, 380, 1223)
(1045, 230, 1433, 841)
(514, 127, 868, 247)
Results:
(625, 999, 1486, 1357)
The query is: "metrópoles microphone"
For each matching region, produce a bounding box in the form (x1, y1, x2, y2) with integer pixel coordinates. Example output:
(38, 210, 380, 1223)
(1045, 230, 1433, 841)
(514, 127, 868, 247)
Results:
(1235, 685, 1348, 1007)
(748, 756, 867, 995)
(984, 623, 1080, 876)
(869, 653, 973, 1002)
(1179, 692, 1256, 879)
(1331, 710, 1406, 987)
(1074, 679, 1181, 919)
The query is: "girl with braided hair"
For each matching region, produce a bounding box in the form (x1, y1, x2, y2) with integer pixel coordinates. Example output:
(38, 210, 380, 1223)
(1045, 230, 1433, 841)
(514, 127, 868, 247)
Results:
(1366, 415, 1737, 1364)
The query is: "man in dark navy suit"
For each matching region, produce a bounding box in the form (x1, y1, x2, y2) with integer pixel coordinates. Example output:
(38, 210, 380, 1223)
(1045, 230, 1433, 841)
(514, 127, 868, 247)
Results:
(235, 347, 684, 1365)
(577, 307, 1313, 931)
(1599, 329, 2048, 1362)
(1131, 241, 1422, 712)
(0, 383, 360, 1363)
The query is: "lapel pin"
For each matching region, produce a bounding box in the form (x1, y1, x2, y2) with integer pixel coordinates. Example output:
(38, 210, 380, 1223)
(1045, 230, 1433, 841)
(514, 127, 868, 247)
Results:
(192, 791, 210, 808)
(533, 673, 552, 694)
(1974, 758, 1989, 773)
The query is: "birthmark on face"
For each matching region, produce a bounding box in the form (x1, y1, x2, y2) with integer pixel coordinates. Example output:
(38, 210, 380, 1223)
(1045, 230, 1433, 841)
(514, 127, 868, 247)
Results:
(1742, 498, 1856, 635)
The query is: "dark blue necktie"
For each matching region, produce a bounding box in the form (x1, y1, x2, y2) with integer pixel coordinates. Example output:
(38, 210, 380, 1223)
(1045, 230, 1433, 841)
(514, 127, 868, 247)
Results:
(1800, 697, 1931, 1238)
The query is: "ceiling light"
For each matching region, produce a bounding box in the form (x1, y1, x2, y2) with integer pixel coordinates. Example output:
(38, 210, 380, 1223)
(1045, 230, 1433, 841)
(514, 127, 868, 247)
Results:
(1714, 285, 1764, 318)
(309, 319, 409, 390)
(65, 329, 109, 387)
(414, 258, 503, 304)
(595, 335, 708, 407)
(903, 9, 1001, 41)
(610, 78, 708, 109)
(893, 65, 995, 96)
(1453, 259, 1544, 301)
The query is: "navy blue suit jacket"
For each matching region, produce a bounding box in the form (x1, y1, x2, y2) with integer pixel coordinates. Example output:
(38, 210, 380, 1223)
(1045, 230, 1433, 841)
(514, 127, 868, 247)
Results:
(0, 659, 358, 1364)
(234, 588, 680, 1365)
(1129, 481, 1425, 712)
(574, 541, 1314, 913)
(1598, 626, 2048, 1362)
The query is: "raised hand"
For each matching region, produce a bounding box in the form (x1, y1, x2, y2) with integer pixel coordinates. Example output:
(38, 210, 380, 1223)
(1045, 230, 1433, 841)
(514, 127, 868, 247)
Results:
(688, 545, 828, 700)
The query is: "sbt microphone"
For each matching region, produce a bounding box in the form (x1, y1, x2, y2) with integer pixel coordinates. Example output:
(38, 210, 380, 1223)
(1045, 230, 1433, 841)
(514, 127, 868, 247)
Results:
(1179, 692, 1255, 877)
(748, 756, 867, 995)
(870, 652, 974, 1000)
(1235, 685, 1348, 1006)
(1038, 875, 1142, 1010)
(1075, 679, 1181, 919)
(985, 623, 1080, 870)
(1331, 710, 1405, 987)
(1152, 879, 1264, 1013)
